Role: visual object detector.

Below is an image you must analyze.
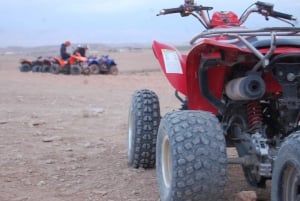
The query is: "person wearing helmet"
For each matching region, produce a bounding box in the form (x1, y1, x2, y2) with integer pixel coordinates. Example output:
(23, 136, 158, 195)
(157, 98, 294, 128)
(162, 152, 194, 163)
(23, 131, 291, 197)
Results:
(73, 44, 89, 57)
(60, 41, 71, 60)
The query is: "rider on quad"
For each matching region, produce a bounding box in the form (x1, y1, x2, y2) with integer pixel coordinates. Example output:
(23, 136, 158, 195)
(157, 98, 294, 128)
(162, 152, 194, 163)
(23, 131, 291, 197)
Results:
(60, 41, 71, 60)
(73, 44, 89, 57)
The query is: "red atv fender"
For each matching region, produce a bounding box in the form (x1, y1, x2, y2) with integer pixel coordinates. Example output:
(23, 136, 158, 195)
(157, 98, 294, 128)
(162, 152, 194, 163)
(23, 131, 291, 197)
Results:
(152, 40, 188, 95)
(19, 58, 32, 65)
(70, 53, 87, 65)
(153, 39, 280, 114)
(153, 39, 227, 113)
(53, 57, 66, 67)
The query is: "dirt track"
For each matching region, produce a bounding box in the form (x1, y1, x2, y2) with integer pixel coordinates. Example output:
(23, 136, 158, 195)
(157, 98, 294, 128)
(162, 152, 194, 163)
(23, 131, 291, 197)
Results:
(0, 50, 271, 201)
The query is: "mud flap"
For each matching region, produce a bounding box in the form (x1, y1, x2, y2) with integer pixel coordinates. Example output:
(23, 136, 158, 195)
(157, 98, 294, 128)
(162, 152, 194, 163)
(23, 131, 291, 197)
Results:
(152, 40, 187, 95)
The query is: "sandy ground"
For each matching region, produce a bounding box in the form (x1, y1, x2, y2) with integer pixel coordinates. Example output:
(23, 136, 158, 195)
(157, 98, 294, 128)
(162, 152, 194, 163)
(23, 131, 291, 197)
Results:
(0, 50, 271, 201)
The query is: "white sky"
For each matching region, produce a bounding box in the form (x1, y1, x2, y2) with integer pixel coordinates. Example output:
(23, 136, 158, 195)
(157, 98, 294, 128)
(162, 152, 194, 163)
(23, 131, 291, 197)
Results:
(0, 0, 299, 47)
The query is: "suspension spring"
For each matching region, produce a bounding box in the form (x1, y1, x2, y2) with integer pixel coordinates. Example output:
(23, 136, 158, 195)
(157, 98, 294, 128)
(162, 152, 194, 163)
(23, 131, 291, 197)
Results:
(247, 100, 263, 132)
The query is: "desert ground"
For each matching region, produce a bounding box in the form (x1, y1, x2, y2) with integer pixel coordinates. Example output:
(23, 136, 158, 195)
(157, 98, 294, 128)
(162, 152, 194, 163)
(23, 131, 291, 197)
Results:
(0, 47, 271, 201)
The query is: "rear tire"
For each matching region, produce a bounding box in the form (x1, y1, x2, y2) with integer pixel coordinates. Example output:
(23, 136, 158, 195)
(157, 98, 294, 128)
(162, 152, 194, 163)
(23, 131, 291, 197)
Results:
(70, 65, 82, 75)
(19, 63, 31, 72)
(271, 132, 300, 201)
(82, 67, 91, 75)
(50, 64, 61, 74)
(127, 89, 161, 169)
(89, 64, 100, 74)
(41, 65, 51, 73)
(99, 63, 109, 74)
(32, 65, 41, 72)
(156, 110, 227, 201)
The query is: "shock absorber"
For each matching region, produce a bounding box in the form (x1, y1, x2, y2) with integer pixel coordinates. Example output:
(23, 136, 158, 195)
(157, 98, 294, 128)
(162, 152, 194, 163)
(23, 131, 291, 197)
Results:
(247, 100, 263, 132)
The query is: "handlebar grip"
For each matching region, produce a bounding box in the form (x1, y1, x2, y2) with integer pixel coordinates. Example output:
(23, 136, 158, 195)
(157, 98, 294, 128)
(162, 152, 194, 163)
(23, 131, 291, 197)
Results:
(272, 10, 296, 20)
(158, 6, 184, 15)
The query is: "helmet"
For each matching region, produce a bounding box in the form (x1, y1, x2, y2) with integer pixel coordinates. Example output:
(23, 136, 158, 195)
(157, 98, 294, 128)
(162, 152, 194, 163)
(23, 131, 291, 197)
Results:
(184, 0, 194, 5)
(65, 41, 71, 46)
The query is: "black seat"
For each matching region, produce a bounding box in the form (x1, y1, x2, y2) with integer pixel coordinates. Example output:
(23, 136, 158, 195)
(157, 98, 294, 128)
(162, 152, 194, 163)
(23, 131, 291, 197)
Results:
(252, 39, 300, 48)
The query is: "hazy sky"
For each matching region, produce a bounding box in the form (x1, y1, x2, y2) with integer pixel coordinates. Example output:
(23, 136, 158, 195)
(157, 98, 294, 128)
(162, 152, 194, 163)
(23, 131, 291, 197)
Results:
(0, 0, 299, 47)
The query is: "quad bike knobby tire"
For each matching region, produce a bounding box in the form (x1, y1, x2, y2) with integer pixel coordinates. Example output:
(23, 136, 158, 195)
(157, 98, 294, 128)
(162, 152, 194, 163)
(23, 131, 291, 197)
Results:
(41, 65, 51, 73)
(271, 132, 300, 201)
(19, 63, 31, 72)
(70, 64, 82, 75)
(128, 89, 161, 169)
(89, 64, 100, 74)
(99, 63, 109, 73)
(50, 64, 61, 74)
(81, 67, 91, 75)
(32, 65, 42, 72)
(156, 110, 227, 201)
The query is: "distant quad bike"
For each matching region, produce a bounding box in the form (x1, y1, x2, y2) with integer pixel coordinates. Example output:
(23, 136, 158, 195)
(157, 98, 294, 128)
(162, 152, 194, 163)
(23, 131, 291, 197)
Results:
(30, 56, 44, 72)
(41, 57, 55, 73)
(88, 55, 118, 75)
(128, 1, 300, 201)
(19, 56, 53, 73)
(50, 53, 88, 75)
(19, 58, 32, 72)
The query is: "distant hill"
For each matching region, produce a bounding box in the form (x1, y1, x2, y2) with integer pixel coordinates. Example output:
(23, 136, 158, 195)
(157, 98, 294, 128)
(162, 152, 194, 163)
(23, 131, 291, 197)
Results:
(0, 42, 190, 58)
(0, 43, 153, 57)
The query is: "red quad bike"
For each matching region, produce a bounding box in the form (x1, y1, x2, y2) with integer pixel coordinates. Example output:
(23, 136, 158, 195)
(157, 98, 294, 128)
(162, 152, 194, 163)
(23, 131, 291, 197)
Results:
(19, 58, 32, 72)
(128, 1, 300, 201)
(50, 53, 88, 75)
(19, 56, 54, 73)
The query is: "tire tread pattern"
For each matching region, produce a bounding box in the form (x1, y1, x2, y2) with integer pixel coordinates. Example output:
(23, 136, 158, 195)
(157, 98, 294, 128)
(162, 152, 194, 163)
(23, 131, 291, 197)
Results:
(158, 110, 227, 201)
(130, 89, 160, 168)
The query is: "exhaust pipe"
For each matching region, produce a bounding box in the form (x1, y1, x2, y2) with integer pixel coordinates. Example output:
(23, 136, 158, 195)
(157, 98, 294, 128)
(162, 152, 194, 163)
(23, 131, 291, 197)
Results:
(225, 75, 265, 100)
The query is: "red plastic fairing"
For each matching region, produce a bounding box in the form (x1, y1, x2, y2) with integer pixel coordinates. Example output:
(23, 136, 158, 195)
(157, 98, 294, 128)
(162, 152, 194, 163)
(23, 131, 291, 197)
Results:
(54, 57, 65, 67)
(210, 11, 240, 27)
(70, 54, 87, 65)
(152, 40, 187, 95)
(20, 58, 32, 65)
(185, 39, 254, 113)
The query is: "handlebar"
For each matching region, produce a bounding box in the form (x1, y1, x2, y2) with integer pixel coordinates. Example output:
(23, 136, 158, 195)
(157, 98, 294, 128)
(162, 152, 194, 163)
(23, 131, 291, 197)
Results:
(157, 6, 185, 16)
(255, 1, 296, 21)
(157, 1, 297, 30)
(157, 5, 213, 16)
(271, 10, 296, 21)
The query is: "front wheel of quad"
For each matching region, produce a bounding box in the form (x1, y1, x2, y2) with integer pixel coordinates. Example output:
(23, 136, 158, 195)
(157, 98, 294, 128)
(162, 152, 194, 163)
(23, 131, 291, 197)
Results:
(82, 67, 90, 75)
(271, 132, 300, 201)
(41, 65, 51, 73)
(127, 89, 161, 169)
(19, 63, 31, 72)
(70, 65, 82, 75)
(32, 65, 42, 72)
(156, 110, 227, 201)
(89, 64, 100, 74)
(50, 64, 61, 74)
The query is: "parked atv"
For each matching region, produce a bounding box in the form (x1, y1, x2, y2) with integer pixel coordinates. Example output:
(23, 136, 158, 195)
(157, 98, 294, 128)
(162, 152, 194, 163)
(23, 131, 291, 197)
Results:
(128, 1, 300, 201)
(19, 56, 54, 73)
(50, 53, 88, 75)
(30, 56, 45, 72)
(41, 57, 55, 73)
(88, 55, 118, 75)
(19, 58, 32, 72)
(87, 56, 101, 74)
